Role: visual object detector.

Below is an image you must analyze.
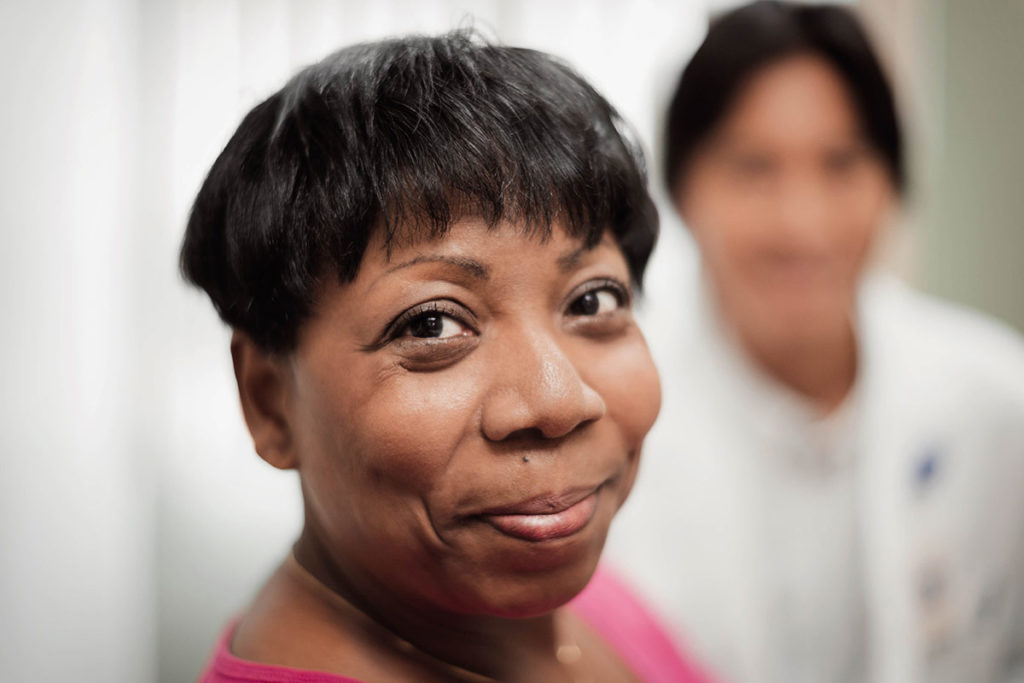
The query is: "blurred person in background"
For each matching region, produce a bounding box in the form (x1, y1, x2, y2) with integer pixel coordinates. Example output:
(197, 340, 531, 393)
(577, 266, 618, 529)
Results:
(181, 30, 710, 683)
(608, 2, 1024, 682)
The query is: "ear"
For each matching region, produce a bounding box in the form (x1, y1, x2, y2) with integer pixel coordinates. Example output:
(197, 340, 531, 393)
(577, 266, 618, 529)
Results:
(231, 331, 297, 470)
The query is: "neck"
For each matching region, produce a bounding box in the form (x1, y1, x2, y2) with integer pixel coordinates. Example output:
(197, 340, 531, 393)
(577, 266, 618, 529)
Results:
(737, 318, 858, 413)
(292, 526, 566, 681)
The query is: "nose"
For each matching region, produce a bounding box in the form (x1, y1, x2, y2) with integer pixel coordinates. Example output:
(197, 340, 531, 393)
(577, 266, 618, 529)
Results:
(773, 174, 832, 255)
(480, 327, 606, 442)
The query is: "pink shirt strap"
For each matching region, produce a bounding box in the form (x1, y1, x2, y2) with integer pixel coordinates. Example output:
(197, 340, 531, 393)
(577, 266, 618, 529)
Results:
(199, 625, 361, 683)
(570, 566, 714, 683)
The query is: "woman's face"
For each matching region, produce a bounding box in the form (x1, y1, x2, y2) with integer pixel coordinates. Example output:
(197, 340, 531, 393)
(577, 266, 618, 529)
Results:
(283, 220, 660, 618)
(678, 54, 895, 348)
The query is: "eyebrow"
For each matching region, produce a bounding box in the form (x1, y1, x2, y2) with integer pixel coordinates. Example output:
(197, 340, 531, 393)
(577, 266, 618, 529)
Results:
(556, 245, 589, 272)
(557, 234, 616, 272)
(383, 254, 490, 280)
(377, 237, 611, 287)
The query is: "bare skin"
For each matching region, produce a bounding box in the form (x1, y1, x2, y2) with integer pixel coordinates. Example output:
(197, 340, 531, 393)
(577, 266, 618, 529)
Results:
(228, 219, 660, 681)
(677, 54, 895, 412)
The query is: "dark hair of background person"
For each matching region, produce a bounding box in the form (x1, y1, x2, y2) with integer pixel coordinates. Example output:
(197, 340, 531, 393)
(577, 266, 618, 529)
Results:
(180, 29, 658, 353)
(663, 0, 904, 196)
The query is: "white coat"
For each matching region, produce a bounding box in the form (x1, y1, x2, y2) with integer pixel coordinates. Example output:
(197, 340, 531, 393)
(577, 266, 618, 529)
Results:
(608, 271, 1024, 683)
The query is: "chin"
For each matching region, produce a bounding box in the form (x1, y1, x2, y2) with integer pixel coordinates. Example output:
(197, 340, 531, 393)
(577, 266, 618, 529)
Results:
(756, 299, 845, 343)
(479, 559, 600, 618)
(450, 540, 605, 619)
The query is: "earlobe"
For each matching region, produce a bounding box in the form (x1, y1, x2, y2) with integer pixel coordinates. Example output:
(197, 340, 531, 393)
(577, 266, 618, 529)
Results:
(230, 332, 298, 470)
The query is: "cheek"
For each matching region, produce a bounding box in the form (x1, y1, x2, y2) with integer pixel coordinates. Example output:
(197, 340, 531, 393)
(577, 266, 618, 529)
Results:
(294, 360, 484, 581)
(684, 182, 766, 277)
(835, 219, 875, 276)
(347, 367, 481, 492)
(580, 332, 660, 513)
(834, 176, 892, 270)
(584, 331, 661, 448)
(292, 351, 481, 505)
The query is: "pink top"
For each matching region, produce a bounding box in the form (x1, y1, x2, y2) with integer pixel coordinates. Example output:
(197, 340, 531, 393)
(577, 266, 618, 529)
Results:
(199, 566, 712, 682)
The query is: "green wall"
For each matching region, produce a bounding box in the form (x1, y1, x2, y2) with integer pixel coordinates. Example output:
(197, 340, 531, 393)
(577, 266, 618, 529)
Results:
(920, 0, 1024, 331)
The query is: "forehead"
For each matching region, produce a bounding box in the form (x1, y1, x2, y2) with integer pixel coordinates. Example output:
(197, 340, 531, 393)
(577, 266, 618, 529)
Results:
(717, 54, 862, 147)
(356, 218, 620, 287)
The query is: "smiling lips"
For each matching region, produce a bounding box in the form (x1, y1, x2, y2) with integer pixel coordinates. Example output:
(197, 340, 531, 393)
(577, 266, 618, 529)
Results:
(478, 488, 600, 542)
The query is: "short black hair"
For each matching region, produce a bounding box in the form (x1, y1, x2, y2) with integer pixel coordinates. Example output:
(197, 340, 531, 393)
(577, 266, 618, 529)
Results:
(663, 0, 904, 195)
(180, 29, 657, 353)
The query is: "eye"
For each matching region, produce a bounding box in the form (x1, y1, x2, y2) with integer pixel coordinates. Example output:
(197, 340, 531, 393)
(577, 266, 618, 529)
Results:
(370, 300, 479, 369)
(824, 148, 861, 175)
(569, 288, 621, 316)
(380, 300, 478, 347)
(402, 312, 471, 339)
(566, 278, 630, 319)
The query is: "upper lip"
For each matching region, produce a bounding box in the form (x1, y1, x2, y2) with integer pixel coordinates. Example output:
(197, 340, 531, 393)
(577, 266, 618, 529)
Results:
(475, 485, 600, 517)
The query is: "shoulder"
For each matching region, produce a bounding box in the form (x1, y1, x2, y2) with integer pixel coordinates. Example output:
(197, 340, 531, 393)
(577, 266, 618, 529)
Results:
(230, 563, 355, 670)
(861, 274, 1024, 406)
(205, 562, 408, 683)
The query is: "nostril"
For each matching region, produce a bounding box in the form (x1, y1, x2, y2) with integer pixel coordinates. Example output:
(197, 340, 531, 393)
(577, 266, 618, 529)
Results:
(502, 427, 547, 443)
(496, 417, 597, 444)
(531, 415, 599, 441)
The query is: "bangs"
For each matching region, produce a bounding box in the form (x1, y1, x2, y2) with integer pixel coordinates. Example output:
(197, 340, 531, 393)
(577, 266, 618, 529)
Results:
(282, 37, 650, 272)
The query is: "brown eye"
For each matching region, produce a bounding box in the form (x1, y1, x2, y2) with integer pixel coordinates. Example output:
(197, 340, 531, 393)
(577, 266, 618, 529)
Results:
(403, 313, 470, 339)
(569, 289, 621, 316)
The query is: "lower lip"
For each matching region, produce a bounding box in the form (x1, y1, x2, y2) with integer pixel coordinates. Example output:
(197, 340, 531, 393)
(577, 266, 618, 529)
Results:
(480, 492, 599, 542)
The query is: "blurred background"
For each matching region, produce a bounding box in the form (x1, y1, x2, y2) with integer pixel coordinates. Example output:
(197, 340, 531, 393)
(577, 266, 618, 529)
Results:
(0, 1, 1021, 681)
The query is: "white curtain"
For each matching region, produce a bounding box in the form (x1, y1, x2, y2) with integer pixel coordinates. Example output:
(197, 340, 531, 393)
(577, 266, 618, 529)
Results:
(0, 1, 152, 681)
